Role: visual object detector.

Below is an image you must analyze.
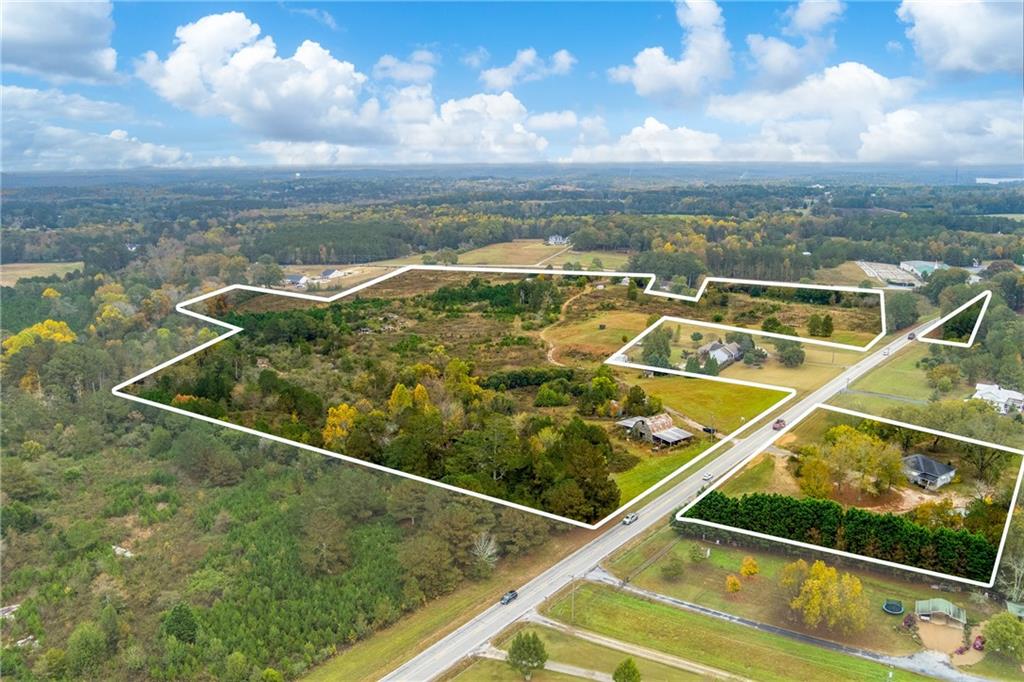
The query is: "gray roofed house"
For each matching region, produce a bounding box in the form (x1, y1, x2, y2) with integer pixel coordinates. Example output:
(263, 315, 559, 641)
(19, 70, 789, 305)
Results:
(282, 274, 309, 288)
(616, 413, 693, 447)
(903, 454, 956, 490)
(697, 340, 744, 369)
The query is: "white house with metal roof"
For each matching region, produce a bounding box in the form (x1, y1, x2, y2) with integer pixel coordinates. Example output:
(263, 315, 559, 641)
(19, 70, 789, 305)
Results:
(972, 383, 1024, 415)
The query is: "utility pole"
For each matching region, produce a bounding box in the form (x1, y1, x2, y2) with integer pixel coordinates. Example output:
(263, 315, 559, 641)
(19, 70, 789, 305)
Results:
(570, 575, 575, 624)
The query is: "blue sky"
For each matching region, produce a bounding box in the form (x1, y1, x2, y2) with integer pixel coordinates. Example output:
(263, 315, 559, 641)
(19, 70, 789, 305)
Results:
(2, 1, 1022, 170)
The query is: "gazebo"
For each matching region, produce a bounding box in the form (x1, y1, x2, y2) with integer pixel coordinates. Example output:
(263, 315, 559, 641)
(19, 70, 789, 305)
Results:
(1007, 601, 1024, 621)
(915, 599, 967, 627)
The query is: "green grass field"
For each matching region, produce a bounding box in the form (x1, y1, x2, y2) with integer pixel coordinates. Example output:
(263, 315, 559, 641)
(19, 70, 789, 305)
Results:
(985, 214, 1024, 222)
(630, 371, 788, 433)
(962, 651, 1024, 681)
(849, 344, 941, 401)
(496, 626, 701, 680)
(543, 582, 932, 681)
(458, 240, 567, 266)
(606, 526, 1002, 658)
(0, 261, 84, 286)
(544, 310, 652, 366)
(546, 250, 631, 270)
(612, 438, 711, 502)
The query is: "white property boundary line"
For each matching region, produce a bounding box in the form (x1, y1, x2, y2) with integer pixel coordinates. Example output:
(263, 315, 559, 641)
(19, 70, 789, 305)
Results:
(673, 403, 1024, 588)
(917, 290, 993, 348)
(113, 265, 887, 529)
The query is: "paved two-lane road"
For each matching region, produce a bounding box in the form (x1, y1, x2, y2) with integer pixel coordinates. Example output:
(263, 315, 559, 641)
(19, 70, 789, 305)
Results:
(384, 323, 927, 681)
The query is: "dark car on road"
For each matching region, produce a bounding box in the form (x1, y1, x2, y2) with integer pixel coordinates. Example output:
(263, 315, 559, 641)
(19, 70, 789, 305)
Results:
(772, 418, 787, 431)
(500, 590, 519, 605)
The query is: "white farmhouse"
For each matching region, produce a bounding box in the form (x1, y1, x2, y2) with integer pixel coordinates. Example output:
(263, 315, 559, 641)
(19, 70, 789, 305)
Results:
(973, 383, 1024, 415)
(547, 235, 570, 246)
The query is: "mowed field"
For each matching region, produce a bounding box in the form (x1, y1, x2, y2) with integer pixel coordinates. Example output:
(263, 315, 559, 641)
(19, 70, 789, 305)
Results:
(628, 370, 788, 433)
(813, 260, 878, 286)
(612, 437, 711, 503)
(457, 240, 567, 265)
(1, 261, 84, 286)
(607, 527, 1001, 659)
(543, 582, 933, 682)
(544, 249, 631, 270)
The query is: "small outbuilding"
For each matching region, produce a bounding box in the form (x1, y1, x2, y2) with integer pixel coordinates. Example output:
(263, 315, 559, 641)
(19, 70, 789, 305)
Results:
(903, 454, 956, 490)
(616, 413, 693, 447)
(915, 598, 967, 626)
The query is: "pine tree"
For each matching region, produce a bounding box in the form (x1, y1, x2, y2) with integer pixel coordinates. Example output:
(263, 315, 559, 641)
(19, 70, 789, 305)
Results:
(821, 314, 834, 337)
(613, 658, 642, 682)
(507, 631, 548, 679)
(164, 602, 198, 644)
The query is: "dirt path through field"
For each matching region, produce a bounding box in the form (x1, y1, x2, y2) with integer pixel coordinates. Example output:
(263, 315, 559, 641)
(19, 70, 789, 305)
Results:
(540, 286, 593, 366)
(534, 245, 573, 266)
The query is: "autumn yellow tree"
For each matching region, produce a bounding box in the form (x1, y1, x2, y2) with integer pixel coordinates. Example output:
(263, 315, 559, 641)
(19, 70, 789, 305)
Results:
(2, 319, 77, 355)
(740, 556, 759, 578)
(322, 403, 359, 449)
(788, 560, 868, 633)
(798, 452, 832, 499)
(725, 575, 741, 593)
(388, 384, 413, 417)
(41, 287, 61, 299)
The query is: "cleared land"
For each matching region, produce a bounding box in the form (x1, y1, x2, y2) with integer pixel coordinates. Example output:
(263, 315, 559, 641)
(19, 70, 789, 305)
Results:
(627, 369, 788, 434)
(544, 582, 932, 682)
(813, 260, 879, 286)
(456, 240, 566, 266)
(0, 261, 84, 286)
(545, 250, 631, 270)
(607, 526, 1002, 658)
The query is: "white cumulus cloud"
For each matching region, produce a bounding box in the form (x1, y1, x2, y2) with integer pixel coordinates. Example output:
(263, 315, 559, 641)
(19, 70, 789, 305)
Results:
(2, 86, 188, 170)
(373, 50, 438, 83)
(858, 99, 1024, 164)
(1, 1, 118, 82)
(480, 48, 576, 90)
(784, 0, 844, 35)
(897, 0, 1023, 73)
(526, 110, 579, 131)
(136, 12, 379, 144)
(608, 0, 731, 98)
(566, 117, 720, 162)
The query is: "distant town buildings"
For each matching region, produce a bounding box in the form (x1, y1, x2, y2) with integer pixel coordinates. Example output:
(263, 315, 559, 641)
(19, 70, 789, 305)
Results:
(973, 383, 1024, 415)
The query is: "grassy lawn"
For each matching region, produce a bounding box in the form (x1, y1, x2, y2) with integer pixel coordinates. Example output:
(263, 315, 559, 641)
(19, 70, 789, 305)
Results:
(631, 371, 788, 433)
(451, 658, 582, 681)
(543, 582, 932, 681)
(496, 626, 702, 680)
(851, 344, 942, 401)
(302, 528, 596, 682)
(0, 261, 84, 286)
(606, 526, 1003, 658)
(546, 250, 631, 270)
(612, 438, 711, 503)
(458, 240, 567, 266)
(985, 213, 1024, 221)
(667, 321, 862, 395)
(719, 452, 796, 497)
